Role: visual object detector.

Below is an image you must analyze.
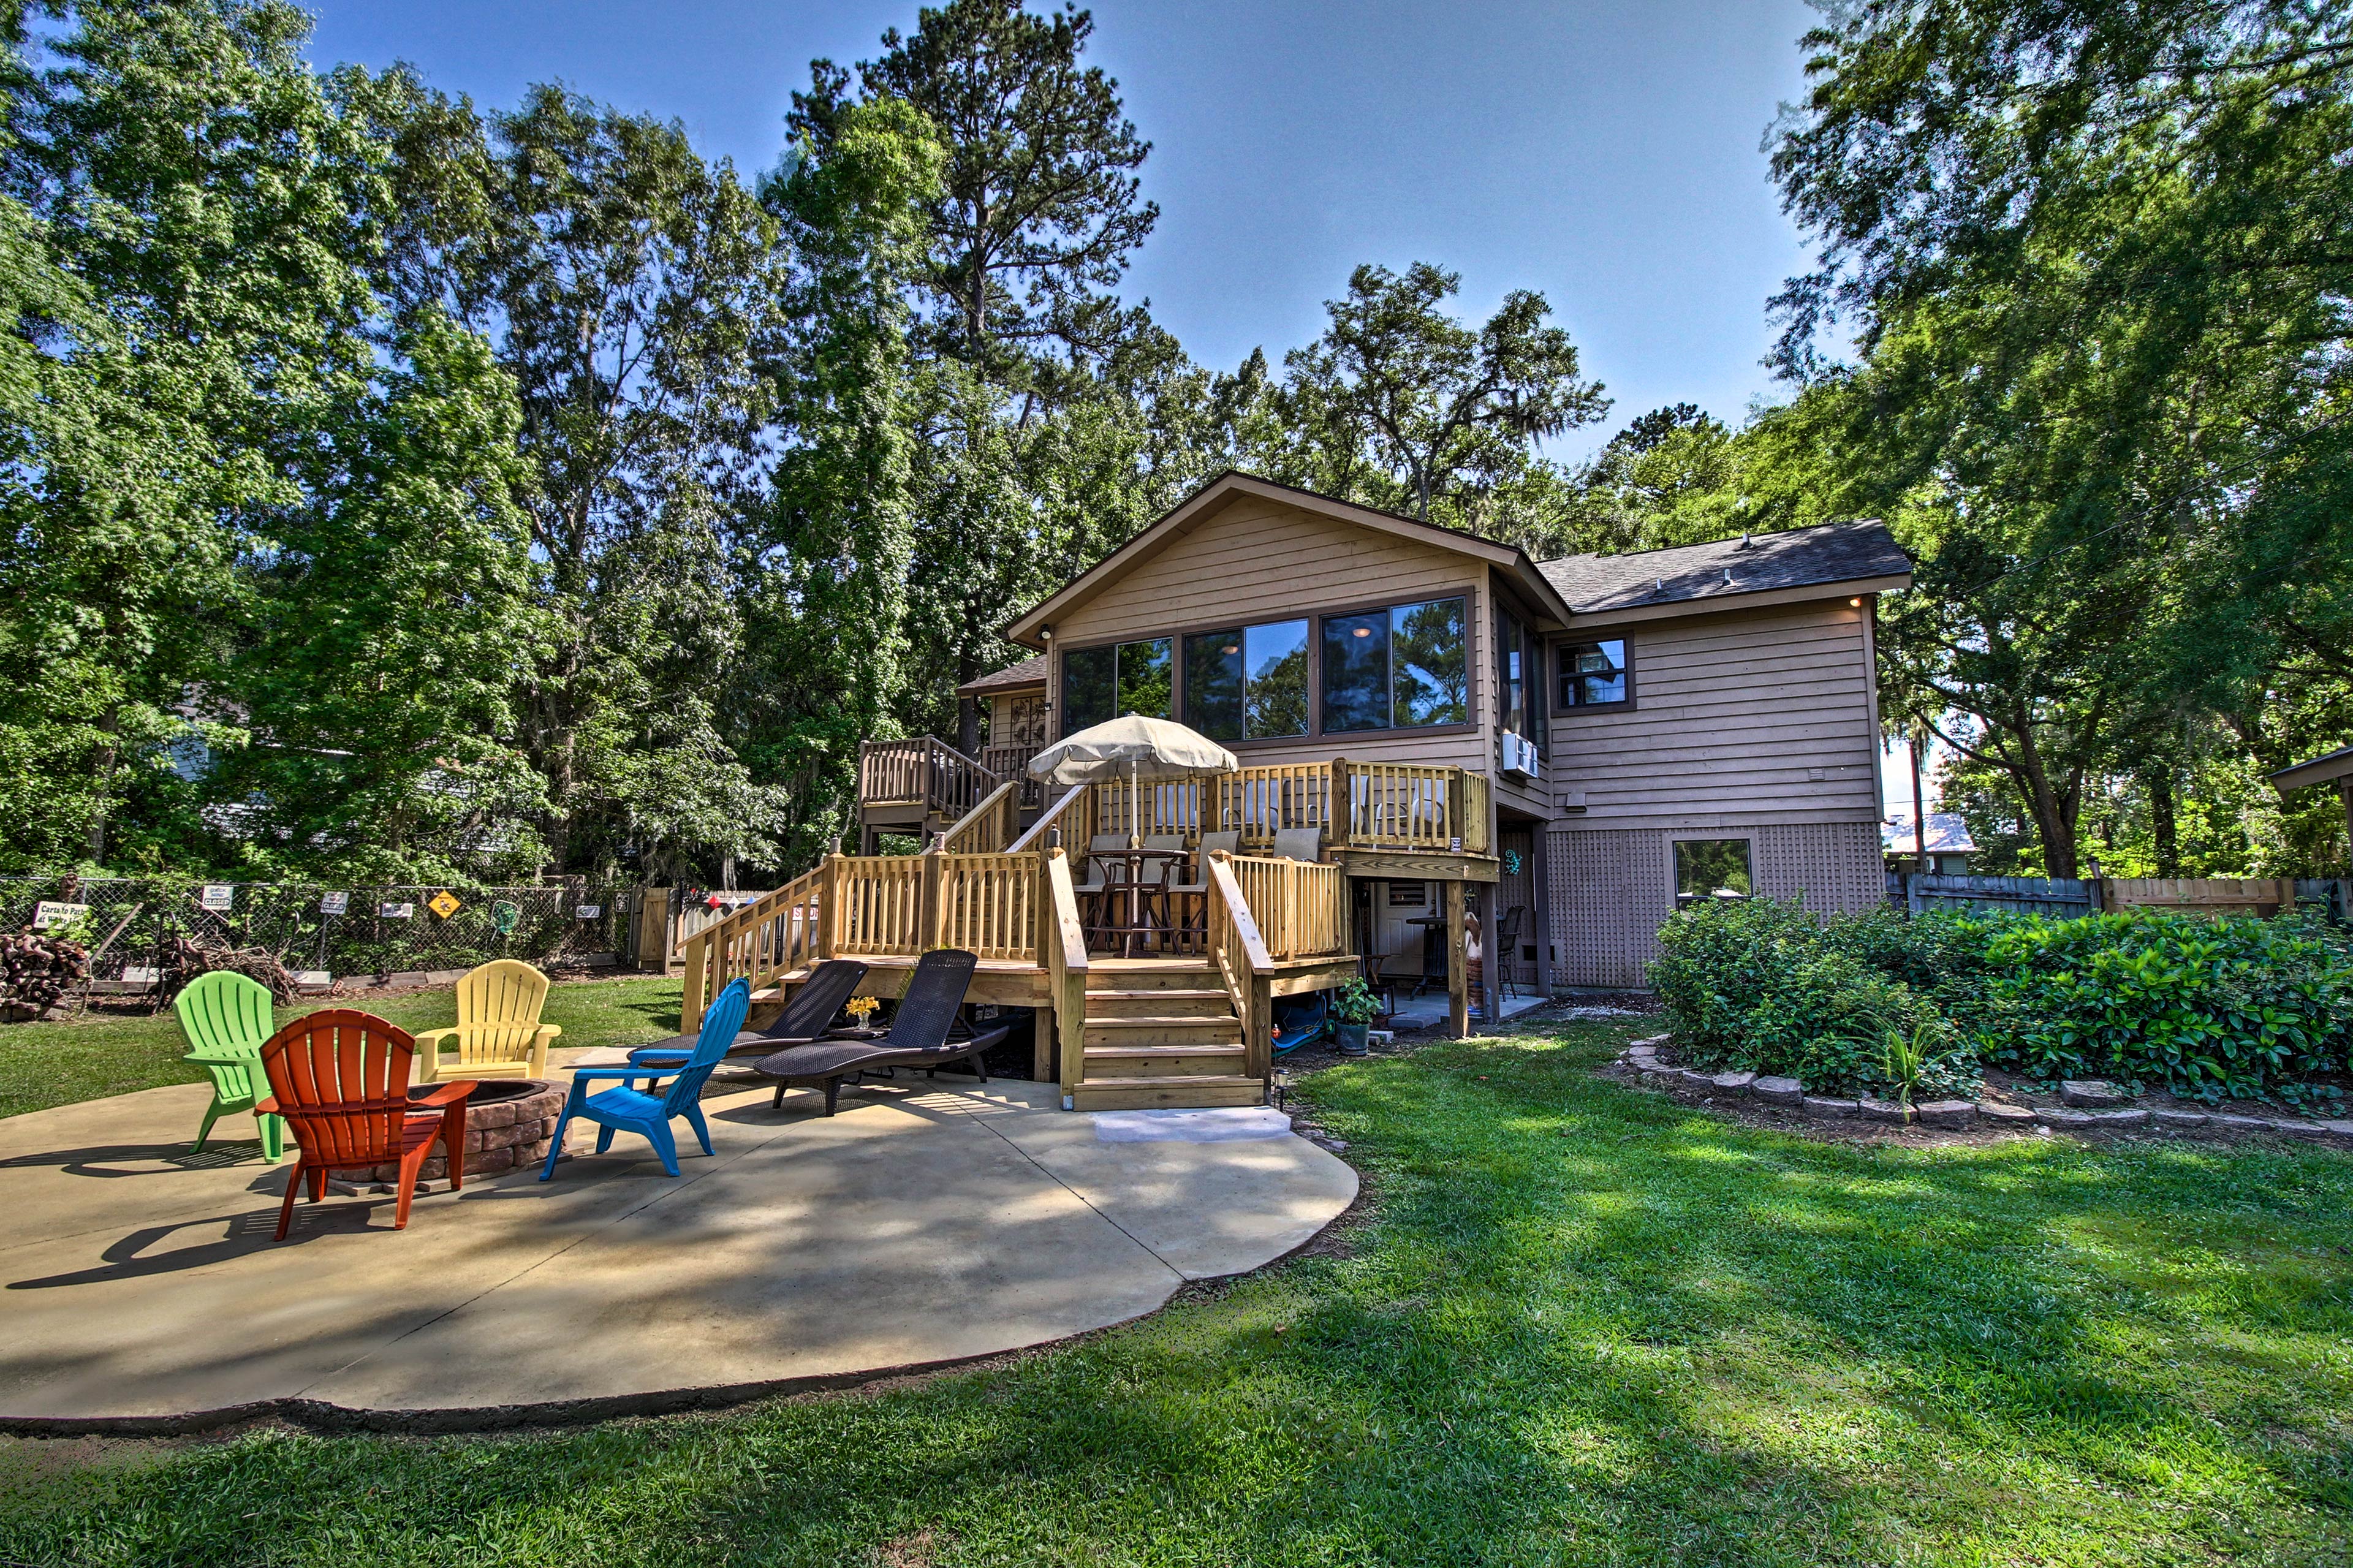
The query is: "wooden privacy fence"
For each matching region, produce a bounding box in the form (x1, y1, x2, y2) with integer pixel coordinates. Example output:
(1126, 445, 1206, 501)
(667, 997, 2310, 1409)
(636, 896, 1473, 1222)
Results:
(1893, 873, 2097, 918)
(1890, 872, 2323, 921)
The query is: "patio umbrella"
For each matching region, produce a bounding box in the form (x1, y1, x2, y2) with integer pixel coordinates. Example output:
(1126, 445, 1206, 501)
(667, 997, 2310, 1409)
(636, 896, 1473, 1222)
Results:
(1027, 715, 1239, 846)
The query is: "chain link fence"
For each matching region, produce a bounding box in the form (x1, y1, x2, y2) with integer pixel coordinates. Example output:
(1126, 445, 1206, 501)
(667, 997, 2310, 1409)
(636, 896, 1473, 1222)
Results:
(1, 875, 646, 990)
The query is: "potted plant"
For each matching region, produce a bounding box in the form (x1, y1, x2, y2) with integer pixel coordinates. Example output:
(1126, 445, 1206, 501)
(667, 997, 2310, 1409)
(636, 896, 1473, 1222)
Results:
(1328, 976, 1381, 1056)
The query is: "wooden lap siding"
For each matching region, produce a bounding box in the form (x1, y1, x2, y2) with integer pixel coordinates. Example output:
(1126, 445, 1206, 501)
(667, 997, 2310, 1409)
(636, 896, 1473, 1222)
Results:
(1548, 820, 1884, 989)
(1548, 602, 1879, 825)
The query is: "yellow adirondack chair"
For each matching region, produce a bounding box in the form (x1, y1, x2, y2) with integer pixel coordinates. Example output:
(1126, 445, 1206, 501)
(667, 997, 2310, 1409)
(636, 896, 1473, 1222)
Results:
(412, 960, 562, 1082)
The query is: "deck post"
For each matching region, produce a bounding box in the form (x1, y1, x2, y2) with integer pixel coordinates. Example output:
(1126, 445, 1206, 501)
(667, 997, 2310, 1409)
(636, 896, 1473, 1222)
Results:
(1444, 879, 1468, 1039)
(1531, 830, 1554, 1001)
(920, 835, 947, 950)
(1329, 757, 1349, 847)
(1034, 850, 1056, 1080)
(1249, 972, 1274, 1092)
(680, 925, 710, 1036)
(817, 854, 842, 959)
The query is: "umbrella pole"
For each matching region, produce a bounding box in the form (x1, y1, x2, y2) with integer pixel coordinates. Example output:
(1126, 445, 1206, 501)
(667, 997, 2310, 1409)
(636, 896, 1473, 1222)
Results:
(1129, 759, 1142, 849)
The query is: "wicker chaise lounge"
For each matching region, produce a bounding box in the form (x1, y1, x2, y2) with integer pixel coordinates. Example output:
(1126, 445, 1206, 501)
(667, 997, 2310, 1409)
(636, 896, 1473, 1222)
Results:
(754, 949, 1010, 1116)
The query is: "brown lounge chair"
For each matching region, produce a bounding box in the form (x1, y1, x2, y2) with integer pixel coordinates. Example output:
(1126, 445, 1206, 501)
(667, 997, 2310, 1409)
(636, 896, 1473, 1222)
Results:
(626, 958, 871, 1082)
(754, 949, 1010, 1115)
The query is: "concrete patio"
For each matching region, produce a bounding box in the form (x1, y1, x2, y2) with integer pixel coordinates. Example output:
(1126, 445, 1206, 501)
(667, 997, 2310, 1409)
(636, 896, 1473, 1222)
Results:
(0, 1066, 1355, 1432)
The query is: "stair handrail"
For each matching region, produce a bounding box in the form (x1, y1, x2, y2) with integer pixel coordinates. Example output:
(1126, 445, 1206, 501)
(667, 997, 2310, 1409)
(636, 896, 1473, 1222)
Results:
(680, 860, 829, 1032)
(859, 735, 1006, 815)
(1007, 782, 1092, 855)
(1205, 850, 1276, 1088)
(942, 778, 1021, 854)
(1041, 846, 1090, 1105)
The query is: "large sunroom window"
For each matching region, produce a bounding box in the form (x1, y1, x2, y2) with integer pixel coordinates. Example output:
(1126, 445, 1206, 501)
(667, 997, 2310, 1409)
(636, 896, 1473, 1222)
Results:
(1320, 597, 1469, 733)
(1061, 638, 1172, 730)
(1183, 620, 1309, 741)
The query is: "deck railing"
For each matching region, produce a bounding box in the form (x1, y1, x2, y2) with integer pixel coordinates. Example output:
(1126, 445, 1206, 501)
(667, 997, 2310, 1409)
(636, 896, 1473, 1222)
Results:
(683, 754, 1482, 1031)
(980, 743, 1043, 807)
(857, 737, 1004, 820)
(1079, 759, 1491, 855)
(941, 779, 1022, 854)
(1224, 854, 1348, 961)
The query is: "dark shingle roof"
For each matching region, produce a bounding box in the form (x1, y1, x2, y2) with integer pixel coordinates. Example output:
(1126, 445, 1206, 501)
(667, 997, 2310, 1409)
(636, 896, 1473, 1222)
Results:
(955, 653, 1050, 697)
(1537, 519, 1911, 615)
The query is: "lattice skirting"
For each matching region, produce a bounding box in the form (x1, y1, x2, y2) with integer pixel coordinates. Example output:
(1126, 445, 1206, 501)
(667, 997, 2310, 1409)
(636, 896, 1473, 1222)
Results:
(1547, 820, 1884, 990)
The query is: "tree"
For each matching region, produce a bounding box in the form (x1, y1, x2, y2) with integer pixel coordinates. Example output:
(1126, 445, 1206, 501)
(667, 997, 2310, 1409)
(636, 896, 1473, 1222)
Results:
(732, 98, 942, 871)
(789, 0, 1156, 390)
(1267, 262, 1609, 523)
(379, 80, 793, 879)
(1768, 0, 2353, 876)
(0, 0, 467, 873)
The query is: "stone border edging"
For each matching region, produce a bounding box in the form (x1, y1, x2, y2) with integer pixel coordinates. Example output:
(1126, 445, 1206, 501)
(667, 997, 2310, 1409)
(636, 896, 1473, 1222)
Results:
(1618, 1037, 2353, 1145)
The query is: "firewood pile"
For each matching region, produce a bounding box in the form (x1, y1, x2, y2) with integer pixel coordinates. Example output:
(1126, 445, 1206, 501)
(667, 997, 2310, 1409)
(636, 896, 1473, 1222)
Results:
(0, 933, 90, 1021)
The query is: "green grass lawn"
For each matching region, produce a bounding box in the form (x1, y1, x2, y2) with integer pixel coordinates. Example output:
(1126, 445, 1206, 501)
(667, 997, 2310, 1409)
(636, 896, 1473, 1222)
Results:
(2, 1019, 2349, 1566)
(0, 977, 684, 1121)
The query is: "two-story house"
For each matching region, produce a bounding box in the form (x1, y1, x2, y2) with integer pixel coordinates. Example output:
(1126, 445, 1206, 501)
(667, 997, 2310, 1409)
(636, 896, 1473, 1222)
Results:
(686, 472, 1909, 1112)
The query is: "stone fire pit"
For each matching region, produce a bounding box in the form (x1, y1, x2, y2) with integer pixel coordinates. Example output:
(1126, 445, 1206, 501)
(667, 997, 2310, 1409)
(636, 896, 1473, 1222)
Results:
(330, 1077, 570, 1184)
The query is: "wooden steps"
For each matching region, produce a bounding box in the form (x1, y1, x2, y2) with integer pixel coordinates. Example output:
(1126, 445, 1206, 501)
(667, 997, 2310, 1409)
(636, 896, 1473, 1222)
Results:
(1070, 1075, 1267, 1110)
(1069, 957, 1264, 1110)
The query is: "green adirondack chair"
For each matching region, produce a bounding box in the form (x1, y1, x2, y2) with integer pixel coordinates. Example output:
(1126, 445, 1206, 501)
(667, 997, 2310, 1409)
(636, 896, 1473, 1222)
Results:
(174, 971, 287, 1162)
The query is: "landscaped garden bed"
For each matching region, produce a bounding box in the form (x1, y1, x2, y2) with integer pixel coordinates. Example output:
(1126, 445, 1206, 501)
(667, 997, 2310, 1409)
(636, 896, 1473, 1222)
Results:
(1645, 895, 2353, 1135)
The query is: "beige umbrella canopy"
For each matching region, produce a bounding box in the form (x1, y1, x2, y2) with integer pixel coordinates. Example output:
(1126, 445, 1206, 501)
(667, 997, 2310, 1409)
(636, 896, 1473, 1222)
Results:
(1028, 716, 1239, 846)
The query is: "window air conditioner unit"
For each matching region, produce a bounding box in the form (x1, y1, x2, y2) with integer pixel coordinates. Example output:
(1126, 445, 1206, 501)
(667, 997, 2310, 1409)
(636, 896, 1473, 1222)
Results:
(1500, 731, 1541, 781)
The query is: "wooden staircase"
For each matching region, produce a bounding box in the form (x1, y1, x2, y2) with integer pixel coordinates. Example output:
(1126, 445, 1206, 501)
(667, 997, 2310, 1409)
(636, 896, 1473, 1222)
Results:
(1069, 958, 1265, 1110)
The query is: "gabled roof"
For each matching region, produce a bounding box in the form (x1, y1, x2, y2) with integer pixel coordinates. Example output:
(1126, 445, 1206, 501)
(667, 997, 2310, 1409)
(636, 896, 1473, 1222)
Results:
(1001, 471, 1578, 648)
(1539, 519, 1912, 624)
(955, 653, 1049, 698)
(2270, 743, 2353, 793)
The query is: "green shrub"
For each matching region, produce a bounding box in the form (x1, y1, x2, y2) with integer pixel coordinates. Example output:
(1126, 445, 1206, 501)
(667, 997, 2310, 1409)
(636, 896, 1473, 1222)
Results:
(1971, 907, 2353, 1100)
(1651, 898, 1975, 1097)
(1653, 895, 2353, 1105)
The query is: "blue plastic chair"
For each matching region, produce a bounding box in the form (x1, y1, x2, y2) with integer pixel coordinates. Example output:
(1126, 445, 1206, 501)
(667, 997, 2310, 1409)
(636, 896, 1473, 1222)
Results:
(540, 978, 751, 1180)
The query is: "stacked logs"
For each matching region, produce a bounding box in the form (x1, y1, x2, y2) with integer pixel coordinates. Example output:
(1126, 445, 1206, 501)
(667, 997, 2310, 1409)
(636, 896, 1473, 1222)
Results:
(1, 933, 89, 1021)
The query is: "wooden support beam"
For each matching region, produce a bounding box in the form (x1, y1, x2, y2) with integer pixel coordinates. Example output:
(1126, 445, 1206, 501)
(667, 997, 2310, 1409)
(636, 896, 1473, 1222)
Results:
(1531, 830, 1554, 1001)
(1444, 879, 1468, 1039)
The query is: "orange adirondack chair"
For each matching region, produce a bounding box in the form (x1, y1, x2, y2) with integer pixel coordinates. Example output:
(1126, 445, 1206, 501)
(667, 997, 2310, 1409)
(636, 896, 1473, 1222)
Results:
(256, 1009, 476, 1240)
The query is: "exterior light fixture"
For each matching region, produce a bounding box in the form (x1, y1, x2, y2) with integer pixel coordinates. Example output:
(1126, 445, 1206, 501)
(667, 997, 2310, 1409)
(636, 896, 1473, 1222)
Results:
(1039, 625, 1053, 640)
(1849, 596, 1862, 607)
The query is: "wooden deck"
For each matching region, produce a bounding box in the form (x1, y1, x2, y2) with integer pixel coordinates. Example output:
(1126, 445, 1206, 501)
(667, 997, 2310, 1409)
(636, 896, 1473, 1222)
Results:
(692, 751, 1501, 1110)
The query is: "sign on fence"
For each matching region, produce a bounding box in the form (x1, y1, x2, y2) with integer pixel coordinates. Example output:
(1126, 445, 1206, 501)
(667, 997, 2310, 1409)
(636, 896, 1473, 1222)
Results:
(380, 901, 414, 919)
(426, 891, 463, 920)
(575, 903, 601, 920)
(33, 901, 89, 931)
(199, 884, 235, 912)
(319, 891, 348, 915)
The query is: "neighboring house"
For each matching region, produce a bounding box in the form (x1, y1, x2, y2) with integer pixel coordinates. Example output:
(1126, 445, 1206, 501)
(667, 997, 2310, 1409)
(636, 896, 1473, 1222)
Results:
(863, 471, 1911, 991)
(1883, 811, 1977, 876)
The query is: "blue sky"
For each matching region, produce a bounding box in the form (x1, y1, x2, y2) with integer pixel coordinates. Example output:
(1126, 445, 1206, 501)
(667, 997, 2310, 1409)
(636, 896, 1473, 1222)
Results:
(307, 0, 1825, 461)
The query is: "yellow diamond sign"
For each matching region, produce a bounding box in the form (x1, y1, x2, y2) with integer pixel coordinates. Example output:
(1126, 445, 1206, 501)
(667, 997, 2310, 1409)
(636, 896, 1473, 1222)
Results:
(427, 890, 463, 920)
